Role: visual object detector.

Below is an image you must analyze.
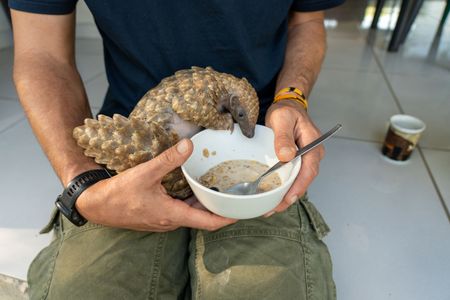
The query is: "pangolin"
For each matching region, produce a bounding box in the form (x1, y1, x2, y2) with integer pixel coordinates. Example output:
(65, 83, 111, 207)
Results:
(73, 66, 260, 199)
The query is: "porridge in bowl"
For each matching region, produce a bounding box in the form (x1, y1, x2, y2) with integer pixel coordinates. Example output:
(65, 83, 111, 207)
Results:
(181, 125, 301, 219)
(199, 159, 282, 194)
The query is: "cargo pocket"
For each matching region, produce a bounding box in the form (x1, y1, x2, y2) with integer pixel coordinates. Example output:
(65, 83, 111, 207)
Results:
(298, 194, 330, 240)
(189, 204, 310, 300)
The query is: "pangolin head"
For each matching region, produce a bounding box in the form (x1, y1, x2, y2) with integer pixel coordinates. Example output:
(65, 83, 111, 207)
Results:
(226, 77, 259, 138)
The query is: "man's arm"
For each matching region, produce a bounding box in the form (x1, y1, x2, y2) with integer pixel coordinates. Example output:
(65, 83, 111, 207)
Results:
(276, 11, 326, 98)
(265, 11, 326, 213)
(12, 9, 236, 231)
(12, 10, 98, 185)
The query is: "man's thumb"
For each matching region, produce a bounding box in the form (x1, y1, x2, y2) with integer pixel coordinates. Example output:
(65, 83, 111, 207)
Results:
(270, 117, 297, 162)
(153, 138, 193, 177)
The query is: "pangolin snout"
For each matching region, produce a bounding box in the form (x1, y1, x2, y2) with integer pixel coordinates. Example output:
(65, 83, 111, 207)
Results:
(242, 126, 255, 138)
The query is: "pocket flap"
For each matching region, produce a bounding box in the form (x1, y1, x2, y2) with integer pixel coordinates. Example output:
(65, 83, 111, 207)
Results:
(299, 197, 330, 240)
(39, 208, 60, 234)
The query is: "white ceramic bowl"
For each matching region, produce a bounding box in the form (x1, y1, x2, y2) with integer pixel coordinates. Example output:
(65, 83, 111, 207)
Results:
(181, 124, 301, 219)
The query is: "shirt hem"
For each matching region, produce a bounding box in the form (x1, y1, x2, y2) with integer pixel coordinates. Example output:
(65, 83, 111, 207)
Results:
(291, 0, 345, 12)
(8, 0, 77, 15)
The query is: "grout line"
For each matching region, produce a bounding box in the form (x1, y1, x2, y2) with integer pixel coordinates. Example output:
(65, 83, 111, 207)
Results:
(417, 147, 450, 223)
(370, 46, 405, 114)
(328, 135, 450, 153)
(371, 40, 450, 223)
(76, 37, 103, 41)
(321, 65, 381, 74)
(0, 117, 25, 135)
(420, 146, 450, 153)
(83, 71, 105, 85)
(326, 35, 372, 43)
(332, 135, 382, 145)
(0, 96, 18, 101)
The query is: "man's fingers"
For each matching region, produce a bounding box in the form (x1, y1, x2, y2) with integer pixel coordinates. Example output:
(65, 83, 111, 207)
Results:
(183, 195, 198, 206)
(148, 138, 193, 178)
(172, 200, 237, 231)
(273, 152, 320, 213)
(269, 109, 297, 162)
(184, 196, 207, 210)
(262, 103, 326, 214)
(290, 154, 320, 199)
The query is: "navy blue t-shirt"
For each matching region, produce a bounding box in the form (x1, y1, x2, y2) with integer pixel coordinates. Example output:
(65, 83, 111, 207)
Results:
(9, 0, 343, 123)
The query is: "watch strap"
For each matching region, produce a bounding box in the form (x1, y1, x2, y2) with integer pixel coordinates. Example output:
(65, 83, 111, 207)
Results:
(55, 169, 111, 226)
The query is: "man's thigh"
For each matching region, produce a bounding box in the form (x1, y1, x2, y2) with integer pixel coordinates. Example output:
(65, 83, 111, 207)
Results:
(27, 211, 190, 300)
(189, 196, 335, 300)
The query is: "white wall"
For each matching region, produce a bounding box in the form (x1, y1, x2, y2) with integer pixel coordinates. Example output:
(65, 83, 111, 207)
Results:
(0, 1, 100, 50)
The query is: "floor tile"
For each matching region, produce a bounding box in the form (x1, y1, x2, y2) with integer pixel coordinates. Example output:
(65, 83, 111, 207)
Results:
(308, 138, 450, 300)
(0, 99, 24, 132)
(85, 72, 108, 109)
(0, 228, 52, 280)
(367, 0, 450, 76)
(325, 0, 377, 37)
(422, 148, 450, 210)
(0, 120, 59, 280)
(76, 53, 105, 83)
(91, 107, 101, 116)
(309, 68, 400, 142)
(325, 22, 370, 40)
(0, 120, 60, 229)
(372, 15, 450, 76)
(387, 73, 450, 150)
(373, 41, 450, 77)
(326, 0, 401, 37)
(0, 273, 28, 299)
(0, 47, 13, 66)
(75, 38, 103, 56)
(0, 60, 17, 99)
(323, 37, 379, 72)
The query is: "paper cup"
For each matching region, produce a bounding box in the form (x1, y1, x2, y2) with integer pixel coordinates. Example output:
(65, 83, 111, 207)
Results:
(382, 114, 426, 161)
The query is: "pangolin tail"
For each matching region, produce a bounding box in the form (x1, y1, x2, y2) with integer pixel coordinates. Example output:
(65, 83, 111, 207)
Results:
(73, 114, 171, 172)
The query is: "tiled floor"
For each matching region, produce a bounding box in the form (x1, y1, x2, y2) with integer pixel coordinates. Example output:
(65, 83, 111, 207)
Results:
(1, 1, 449, 299)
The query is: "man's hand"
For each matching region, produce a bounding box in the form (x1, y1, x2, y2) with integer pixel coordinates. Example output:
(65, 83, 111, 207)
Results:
(265, 100, 324, 214)
(264, 10, 327, 215)
(76, 139, 237, 232)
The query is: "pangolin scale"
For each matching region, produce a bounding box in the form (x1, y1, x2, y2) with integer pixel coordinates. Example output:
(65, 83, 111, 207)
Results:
(74, 66, 259, 199)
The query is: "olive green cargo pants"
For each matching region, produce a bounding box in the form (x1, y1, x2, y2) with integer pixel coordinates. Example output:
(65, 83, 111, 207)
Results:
(28, 195, 335, 300)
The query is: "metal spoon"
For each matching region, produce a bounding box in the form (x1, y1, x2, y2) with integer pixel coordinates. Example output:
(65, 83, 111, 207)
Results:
(217, 124, 342, 195)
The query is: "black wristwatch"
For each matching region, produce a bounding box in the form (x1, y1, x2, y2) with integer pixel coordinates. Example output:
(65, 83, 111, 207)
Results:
(55, 169, 112, 226)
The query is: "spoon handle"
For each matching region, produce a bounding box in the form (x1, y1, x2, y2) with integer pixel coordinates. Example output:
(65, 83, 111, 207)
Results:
(295, 124, 342, 157)
(257, 124, 342, 183)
